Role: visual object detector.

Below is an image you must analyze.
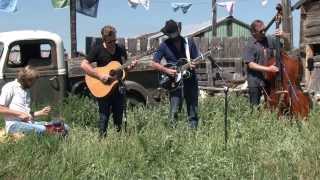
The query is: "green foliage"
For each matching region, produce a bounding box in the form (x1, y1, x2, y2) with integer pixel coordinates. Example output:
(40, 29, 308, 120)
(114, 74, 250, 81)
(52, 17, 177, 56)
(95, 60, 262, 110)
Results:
(1, 94, 320, 179)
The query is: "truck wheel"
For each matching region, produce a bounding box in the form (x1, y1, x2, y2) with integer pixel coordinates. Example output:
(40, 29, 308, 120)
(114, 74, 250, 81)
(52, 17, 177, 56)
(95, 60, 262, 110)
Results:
(126, 92, 145, 109)
(71, 81, 93, 98)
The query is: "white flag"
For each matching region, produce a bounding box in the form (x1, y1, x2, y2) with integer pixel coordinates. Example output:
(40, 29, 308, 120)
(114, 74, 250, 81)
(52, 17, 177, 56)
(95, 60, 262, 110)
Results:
(128, 0, 150, 10)
(216, 1, 235, 16)
(261, 0, 268, 7)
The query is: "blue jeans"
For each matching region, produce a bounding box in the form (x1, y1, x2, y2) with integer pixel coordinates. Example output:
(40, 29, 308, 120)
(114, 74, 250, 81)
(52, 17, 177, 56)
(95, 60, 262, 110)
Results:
(169, 75, 199, 128)
(97, 89, 124, 137)
(7, 120, 70, 135)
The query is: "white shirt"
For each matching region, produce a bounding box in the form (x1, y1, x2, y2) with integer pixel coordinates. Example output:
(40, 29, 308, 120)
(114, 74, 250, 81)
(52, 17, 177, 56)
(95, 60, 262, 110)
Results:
(0, 79, 31, 132)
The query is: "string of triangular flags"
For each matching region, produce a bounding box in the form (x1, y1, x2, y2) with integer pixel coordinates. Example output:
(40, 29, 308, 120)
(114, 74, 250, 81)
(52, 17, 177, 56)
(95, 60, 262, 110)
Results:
(0, 0, 269, 16)
(128, 0, 269, 15)
(0, 0, 99, 18)
(52, 0, 99, 18)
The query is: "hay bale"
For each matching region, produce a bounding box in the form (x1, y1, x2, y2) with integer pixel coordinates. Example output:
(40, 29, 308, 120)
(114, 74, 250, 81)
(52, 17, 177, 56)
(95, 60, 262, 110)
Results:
(0, 128, 25, 143)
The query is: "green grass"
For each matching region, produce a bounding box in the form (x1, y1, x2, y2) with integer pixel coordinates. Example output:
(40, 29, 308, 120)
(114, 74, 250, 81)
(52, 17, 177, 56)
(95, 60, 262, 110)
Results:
(1, 94, 320, 179)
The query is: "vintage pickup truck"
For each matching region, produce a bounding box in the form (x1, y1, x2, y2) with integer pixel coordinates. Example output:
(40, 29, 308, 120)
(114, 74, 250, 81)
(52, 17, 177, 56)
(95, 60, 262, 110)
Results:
(0, 30, 159, 106)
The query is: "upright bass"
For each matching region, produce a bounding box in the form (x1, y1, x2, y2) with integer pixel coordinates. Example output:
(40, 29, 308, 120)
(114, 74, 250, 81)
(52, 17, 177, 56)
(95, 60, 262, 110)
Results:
(264, 4, 311, 119)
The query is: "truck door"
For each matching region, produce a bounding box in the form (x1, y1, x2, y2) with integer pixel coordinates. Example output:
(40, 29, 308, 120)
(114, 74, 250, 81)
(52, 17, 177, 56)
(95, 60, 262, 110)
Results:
(3, 39, 66, 106)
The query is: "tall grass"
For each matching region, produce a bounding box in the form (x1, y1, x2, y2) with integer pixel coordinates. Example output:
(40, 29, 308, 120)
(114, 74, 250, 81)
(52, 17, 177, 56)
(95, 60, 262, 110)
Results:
(0, 94, 319, 179)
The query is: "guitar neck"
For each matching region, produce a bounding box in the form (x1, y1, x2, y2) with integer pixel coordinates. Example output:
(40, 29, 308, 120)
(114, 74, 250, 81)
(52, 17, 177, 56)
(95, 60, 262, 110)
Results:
(117, 49, 156, 71)
(181, 51, 211, 71)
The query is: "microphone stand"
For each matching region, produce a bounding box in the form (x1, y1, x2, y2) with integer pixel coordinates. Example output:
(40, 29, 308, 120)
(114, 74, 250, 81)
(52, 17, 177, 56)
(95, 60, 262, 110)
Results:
(118, 79, 127, 133)
(208, 56, 229, 150)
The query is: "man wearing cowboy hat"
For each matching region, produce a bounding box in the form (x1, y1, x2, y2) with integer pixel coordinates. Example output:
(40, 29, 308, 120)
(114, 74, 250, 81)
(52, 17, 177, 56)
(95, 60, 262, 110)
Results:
(151, 19, 200, 129)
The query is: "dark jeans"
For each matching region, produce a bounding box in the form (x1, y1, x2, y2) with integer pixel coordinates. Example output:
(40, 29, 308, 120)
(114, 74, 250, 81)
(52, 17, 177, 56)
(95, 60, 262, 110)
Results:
(97, 89, 124, 137)
(248, 87, 263, 108)
(169, 76, 199, 128)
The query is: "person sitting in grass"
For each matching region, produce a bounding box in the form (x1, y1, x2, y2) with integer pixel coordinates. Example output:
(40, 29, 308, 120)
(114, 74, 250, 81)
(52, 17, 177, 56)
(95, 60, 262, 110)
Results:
(0, 66, 69, 135)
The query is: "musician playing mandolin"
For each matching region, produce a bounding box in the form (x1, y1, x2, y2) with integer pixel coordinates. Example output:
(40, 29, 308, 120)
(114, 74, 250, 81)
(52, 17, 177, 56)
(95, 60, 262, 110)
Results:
(151, 20, 200, 129)
(244, 19, 290, 107)
(81, 25, 137, 137)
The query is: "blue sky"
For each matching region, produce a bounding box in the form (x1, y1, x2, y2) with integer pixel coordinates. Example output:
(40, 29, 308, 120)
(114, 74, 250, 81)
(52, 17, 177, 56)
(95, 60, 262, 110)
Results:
(0, 0, 301, 53)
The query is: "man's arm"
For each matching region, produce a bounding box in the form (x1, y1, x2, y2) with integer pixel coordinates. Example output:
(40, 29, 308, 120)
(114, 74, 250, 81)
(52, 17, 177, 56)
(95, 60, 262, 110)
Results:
(150, 43, 177, 77)
(150, 61, 177, 77)
(34, 106, 51, 118)
(248, 62, 279, 73)
(80, 59, 103, 80)
(0, 105, 31, 121)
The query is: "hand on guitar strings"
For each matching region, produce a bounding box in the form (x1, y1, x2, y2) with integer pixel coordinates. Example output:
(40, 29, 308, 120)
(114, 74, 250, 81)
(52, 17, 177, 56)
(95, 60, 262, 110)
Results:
(164, 67, 177, 77)
(267, 62, 279, 73)
(99, 74, 115, 83)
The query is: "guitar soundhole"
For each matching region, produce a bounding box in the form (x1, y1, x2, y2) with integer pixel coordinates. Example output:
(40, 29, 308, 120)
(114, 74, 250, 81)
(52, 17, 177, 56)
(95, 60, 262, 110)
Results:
(109, 69, 123, 80)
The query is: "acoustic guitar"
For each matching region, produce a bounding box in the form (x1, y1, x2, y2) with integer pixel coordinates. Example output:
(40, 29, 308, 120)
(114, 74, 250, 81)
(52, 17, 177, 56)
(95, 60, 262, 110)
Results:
(85, 58, 136, 98)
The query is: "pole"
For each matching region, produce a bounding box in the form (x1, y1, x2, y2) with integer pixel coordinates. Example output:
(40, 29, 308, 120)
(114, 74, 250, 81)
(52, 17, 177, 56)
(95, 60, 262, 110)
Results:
(224, 86, 229, 150)
(212, 0, 217, 38)
(281, 0, 293, 50)
(70, 0, 77, 58)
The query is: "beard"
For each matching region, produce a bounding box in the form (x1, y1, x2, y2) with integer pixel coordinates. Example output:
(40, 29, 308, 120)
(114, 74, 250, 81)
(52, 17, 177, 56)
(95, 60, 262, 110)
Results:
(21, 82, 31, 89)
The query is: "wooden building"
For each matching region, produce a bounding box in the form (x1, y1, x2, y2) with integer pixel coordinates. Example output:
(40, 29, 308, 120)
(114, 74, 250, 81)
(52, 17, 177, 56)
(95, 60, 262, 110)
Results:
(292, 0, 320, 94)
(184, 16, 251, 45)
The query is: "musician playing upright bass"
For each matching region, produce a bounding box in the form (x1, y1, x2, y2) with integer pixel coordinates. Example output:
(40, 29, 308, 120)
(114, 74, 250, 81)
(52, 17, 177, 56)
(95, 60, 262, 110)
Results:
(81, 25, 137, 137)
(243, 19, 289, 108)
(151, 20, 200, 129)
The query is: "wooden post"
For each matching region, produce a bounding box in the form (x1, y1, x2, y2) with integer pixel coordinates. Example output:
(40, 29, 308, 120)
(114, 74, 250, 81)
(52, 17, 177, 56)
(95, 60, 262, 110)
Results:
(70, 0, 77, 58)
(212, 0, 217, 38)
(227, 17, 232, 37)
(281, 0, 293, 50)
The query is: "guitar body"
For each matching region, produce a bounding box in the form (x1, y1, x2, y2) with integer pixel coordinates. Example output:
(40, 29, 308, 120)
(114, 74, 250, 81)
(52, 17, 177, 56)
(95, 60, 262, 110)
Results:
(159, 63, 189, 91)
(85, 61, 126, 98)
(159, 50, 211, 91)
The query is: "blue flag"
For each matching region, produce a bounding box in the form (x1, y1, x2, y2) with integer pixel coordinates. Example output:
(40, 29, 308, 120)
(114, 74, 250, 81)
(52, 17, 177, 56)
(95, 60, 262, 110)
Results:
(171, 3, 192, 14)
(0, 0, 18, 13)
(76, 0, 99, 18)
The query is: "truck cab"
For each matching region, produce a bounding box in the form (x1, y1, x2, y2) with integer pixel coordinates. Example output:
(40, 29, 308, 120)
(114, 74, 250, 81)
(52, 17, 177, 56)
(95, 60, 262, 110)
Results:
(0, 30, 156, 106)
(0, 30, 67, 105)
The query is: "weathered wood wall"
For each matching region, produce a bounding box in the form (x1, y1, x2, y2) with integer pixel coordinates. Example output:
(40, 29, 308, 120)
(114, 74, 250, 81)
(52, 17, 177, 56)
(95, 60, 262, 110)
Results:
(194, 37, 250, 87)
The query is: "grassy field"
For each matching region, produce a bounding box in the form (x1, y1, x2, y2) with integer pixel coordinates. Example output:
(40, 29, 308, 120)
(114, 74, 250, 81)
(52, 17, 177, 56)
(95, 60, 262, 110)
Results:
(0, 94, 320, 179)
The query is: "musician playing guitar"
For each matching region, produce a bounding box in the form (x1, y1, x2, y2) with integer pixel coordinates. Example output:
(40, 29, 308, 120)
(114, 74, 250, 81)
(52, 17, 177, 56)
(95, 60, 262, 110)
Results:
(151, 20, 200, 129)
(81, 25, 137, 137)
(244, 19, 289, 108)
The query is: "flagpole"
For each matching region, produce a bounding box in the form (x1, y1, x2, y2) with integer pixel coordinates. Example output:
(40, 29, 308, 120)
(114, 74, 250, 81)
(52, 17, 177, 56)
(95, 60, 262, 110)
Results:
(70, 0, 77, 58)
(281, 0, 293, 50)
(212, 0, 217, 38)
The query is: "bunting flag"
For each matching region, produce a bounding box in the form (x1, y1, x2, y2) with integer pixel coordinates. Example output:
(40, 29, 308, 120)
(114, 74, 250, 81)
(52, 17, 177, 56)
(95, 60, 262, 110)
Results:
(51, 0, 69, 8)
(76, 0, 99, 17)
(0, 0, 18, 13)
(128, 0, 150, 10)
(261, 0, 268, 7)
(171, 3, 192, 14)
(216, 1, 235, 16)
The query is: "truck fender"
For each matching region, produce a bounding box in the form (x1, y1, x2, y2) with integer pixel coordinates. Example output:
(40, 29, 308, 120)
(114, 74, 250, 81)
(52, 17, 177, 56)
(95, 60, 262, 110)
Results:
(70, 80, 88, 95)
(124, 80, 154, 105)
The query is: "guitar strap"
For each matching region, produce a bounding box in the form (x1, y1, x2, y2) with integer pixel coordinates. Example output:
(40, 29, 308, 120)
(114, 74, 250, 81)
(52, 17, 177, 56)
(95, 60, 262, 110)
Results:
(184, 37, 191, 62)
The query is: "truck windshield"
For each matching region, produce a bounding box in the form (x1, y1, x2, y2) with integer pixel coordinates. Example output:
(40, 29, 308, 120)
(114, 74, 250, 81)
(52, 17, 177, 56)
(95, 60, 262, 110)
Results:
(0, 42, 3, 59)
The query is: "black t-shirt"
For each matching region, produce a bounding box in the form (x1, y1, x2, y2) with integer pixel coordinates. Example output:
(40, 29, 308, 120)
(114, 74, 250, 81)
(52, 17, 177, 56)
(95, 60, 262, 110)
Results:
(86, 43, 127, 67)
(243, 36, 277, 87)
